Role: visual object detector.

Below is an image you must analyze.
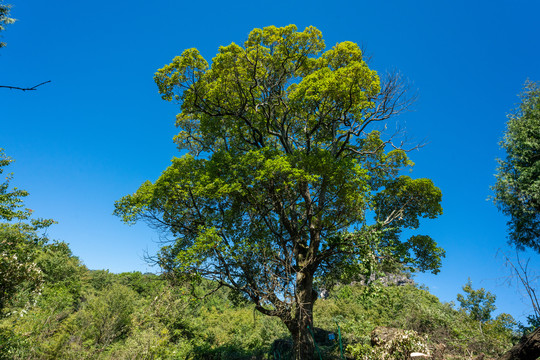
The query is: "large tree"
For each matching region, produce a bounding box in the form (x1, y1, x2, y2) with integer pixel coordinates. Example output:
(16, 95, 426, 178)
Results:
(493, 81, 540, 253)
(115, 25, 444, 359)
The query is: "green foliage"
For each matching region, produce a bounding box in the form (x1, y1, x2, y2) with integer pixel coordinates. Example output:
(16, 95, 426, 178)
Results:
(0, 222, 44, 313)
(0, 150, 56, 315)
(115, 26, 444, 358)
(36, 241, 84, 300)
(457, 279, 496, 323)
(0, 149, 29, 221)
(518, 314, 540, 336)
(347, 328, 429, 360)
(77, 284, 137, 347)
(1, 254, 518, 359)
(0, 2, 14, 49)
(493, 81, 540, 252)
(313, 283, 516, 359)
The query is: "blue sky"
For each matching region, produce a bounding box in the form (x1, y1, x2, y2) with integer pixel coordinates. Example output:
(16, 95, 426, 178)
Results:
(1, 0, 539, 323)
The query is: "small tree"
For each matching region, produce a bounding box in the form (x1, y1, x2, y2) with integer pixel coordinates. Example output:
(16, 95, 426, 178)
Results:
(493, 81, 540, 253)
(457, 279, 496, 324)
(115, 25, 444, 359)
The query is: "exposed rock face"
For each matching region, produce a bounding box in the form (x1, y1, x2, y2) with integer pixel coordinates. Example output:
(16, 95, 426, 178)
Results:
(498, 326, 540, 360)
(319, 273, 414, 299)
(319, 289, 329, 299)
(358, 273, 415, 287)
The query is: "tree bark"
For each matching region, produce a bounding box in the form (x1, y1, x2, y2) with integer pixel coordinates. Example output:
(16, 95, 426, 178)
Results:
(286, 270, 318, 360)
(498, 327, 540, 360)
(290, 319, 315, 360)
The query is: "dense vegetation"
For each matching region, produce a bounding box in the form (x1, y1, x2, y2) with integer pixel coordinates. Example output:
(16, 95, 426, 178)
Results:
(0, 147, 524, 358)
(493, 80, 540, 253)
(0, 242, 519, 359)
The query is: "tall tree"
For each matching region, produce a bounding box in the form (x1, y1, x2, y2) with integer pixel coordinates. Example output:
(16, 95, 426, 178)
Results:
(493, 81, 540, 253)
(115, 25, 444, 359)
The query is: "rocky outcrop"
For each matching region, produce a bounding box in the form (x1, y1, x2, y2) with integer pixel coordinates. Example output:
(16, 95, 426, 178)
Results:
(498, 326, 540, 360)
(358, 273, 415, 287)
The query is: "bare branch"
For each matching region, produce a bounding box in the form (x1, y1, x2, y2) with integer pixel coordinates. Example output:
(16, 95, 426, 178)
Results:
(0, 80, 51, 91)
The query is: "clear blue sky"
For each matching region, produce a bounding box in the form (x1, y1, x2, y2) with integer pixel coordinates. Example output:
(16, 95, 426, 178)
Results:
(1, 0, 539, 323)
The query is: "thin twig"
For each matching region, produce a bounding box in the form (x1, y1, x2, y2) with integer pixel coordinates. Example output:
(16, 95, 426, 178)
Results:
(0, 80, 51, 91)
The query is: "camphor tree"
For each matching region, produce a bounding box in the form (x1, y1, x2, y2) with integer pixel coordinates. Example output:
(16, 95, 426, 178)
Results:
(115, 25, 444, 359)
(493, 81, 540, 253)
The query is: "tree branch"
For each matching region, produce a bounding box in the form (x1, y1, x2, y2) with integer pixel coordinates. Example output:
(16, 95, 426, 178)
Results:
(0, 80, 51, 91)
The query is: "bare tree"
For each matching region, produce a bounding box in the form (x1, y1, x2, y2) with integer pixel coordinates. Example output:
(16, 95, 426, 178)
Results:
(497, 251, 540, 360)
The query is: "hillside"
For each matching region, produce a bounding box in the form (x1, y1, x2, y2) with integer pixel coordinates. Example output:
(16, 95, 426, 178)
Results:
(0, 241, 519, 359)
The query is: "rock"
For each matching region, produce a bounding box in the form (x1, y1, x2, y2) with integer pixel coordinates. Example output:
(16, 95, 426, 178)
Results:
(356, 272, 415, 287)
(498, 326, 540, 360)
(319, 289, 329, 299)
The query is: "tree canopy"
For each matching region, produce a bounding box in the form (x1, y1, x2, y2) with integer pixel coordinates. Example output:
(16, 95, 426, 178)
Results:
(493, 81, 540, 253)
(115, 25, 444, 359)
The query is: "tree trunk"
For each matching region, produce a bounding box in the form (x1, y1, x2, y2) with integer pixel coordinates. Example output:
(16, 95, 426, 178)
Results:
(290, 319, 316, 360)
(498, 327, 540, 360)
(286, 270, 318, 360)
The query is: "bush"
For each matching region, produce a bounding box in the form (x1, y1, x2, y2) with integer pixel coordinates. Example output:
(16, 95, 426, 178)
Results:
(77, 284, 137, 348)
(348, 328, 429, 360)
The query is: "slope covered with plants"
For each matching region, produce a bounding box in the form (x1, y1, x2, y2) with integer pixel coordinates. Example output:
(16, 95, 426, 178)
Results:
(1, 253, 519, 359)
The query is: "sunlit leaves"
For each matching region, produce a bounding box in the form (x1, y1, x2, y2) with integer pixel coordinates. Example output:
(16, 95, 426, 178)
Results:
(0, 149, 30, 221)
(493, 81, 540, 252)
(117, 26, 443, 342)
(457, 279, 496, 323)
